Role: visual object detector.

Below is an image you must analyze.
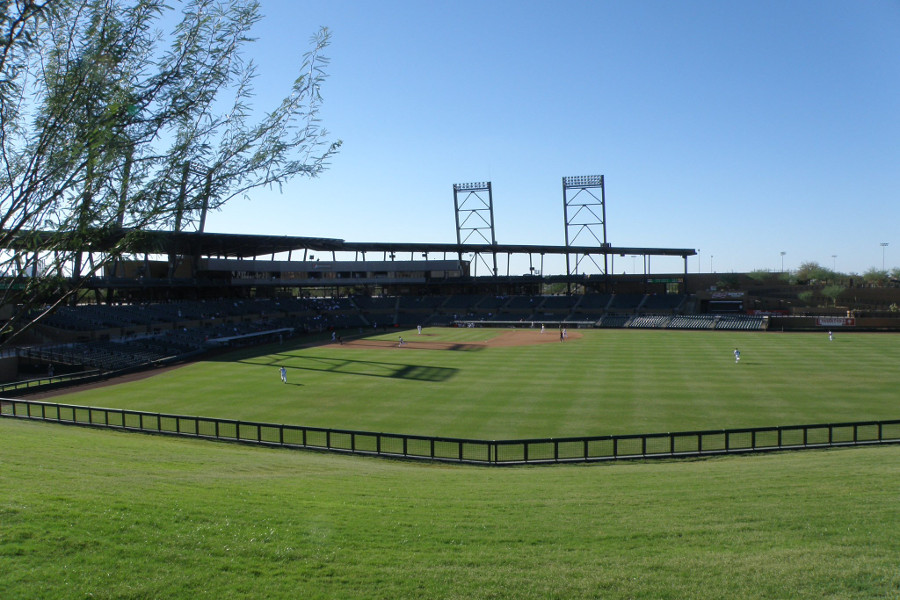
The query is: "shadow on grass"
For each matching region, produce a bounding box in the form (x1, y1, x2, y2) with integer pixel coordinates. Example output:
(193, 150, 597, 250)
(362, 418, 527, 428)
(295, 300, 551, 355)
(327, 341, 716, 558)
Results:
(247, 354, 458, 383)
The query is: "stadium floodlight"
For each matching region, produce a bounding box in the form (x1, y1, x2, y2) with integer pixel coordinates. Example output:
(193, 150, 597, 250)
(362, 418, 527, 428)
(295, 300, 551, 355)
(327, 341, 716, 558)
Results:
(563, 175, 603, 188)
(453, 182, 490, 192)
(881, 242, 889, 271)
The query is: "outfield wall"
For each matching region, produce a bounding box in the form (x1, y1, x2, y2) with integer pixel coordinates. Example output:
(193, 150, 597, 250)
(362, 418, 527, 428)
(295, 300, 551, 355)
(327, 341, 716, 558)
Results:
(769, 316, 900, 332)
(4, 399, 899, 466)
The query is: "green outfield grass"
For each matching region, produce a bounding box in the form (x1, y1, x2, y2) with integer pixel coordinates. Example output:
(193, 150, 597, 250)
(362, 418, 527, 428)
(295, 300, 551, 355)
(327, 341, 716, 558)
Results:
(2, 419, 898, 600)
(52, 328, 900, 439)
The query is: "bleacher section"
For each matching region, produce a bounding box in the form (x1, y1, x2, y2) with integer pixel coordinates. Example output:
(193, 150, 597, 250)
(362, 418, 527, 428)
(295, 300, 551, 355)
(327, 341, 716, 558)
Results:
(628, 315, 671, 328)
(597, 315, 631, 328)
(642, 294, 687, 312)
(713, 315, 767, 330)
(607, 294, 645, 312)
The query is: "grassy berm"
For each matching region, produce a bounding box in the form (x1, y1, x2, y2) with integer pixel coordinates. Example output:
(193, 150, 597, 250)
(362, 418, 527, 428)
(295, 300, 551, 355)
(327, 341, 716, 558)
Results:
(2, 419, 898, 599)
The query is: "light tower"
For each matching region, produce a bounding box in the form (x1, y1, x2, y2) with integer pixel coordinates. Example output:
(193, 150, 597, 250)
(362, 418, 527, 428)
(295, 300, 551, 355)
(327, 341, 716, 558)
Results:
(453, 181, 497, 276)
(562, 175, 608, 290)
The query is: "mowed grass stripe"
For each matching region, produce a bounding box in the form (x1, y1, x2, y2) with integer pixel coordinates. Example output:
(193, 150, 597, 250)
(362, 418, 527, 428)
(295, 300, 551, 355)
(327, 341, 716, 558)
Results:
(53, 328, 900, 438)
(2, 419, 899, 600)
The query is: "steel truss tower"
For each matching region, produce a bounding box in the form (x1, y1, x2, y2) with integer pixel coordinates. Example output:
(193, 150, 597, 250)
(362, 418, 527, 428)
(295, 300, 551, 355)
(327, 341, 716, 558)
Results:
(453, 181, 498, 276)
(562, 174, 608, 281)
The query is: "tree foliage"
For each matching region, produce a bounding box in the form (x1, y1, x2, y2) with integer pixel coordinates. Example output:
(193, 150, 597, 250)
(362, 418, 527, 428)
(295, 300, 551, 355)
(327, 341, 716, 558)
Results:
(821, 284, 844, 306)
(746, 269, 773, 283)
(862, 268, 889, 287)
(0, 0, 340, 344)
(794, 261, 836, 285)
(715, 273, 739, 290)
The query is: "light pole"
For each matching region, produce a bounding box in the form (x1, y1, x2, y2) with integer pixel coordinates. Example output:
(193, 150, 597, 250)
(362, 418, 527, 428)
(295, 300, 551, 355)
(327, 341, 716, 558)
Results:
(831, 255, 837, 271)
(780, 251, 786, 272)
(881, 243, 889, 271)
(710, 255, 714, 273)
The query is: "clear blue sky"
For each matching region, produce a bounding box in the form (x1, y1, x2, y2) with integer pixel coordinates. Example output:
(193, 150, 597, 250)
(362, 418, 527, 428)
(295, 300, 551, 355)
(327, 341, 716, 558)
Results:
(202, 0, 900, 277)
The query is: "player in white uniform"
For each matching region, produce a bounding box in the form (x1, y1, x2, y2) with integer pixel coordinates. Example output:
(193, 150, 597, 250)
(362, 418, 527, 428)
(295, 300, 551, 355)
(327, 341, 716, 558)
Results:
(733, 348, 741, 363)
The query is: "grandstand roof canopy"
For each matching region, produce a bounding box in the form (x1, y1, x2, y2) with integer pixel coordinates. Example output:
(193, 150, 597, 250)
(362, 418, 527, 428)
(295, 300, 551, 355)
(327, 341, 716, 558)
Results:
(4, 229, 696, 259)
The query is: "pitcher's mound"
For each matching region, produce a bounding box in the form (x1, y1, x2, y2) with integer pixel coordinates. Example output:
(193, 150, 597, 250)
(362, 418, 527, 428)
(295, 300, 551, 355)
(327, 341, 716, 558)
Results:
(487, 329, 582, 347)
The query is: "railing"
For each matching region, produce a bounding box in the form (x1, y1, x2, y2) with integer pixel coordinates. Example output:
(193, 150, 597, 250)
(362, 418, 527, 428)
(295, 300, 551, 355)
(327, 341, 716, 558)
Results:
(0, 370, 103, 395)
(3, 398, 899, 465)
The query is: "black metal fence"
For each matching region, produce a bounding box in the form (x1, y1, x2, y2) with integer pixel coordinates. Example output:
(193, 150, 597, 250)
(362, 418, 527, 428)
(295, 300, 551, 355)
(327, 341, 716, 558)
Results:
(0, 370, 102, 395)
(3, 398, 899, 465)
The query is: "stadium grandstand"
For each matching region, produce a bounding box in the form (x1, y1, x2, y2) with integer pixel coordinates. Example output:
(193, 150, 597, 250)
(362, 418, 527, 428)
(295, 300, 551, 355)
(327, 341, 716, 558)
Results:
(3, 174, 900, 387)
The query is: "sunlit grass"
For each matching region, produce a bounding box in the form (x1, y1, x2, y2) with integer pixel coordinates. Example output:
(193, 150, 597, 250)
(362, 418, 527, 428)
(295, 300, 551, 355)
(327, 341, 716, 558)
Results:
(2, 419, 898, 599)
(53, 328, 900, 438)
